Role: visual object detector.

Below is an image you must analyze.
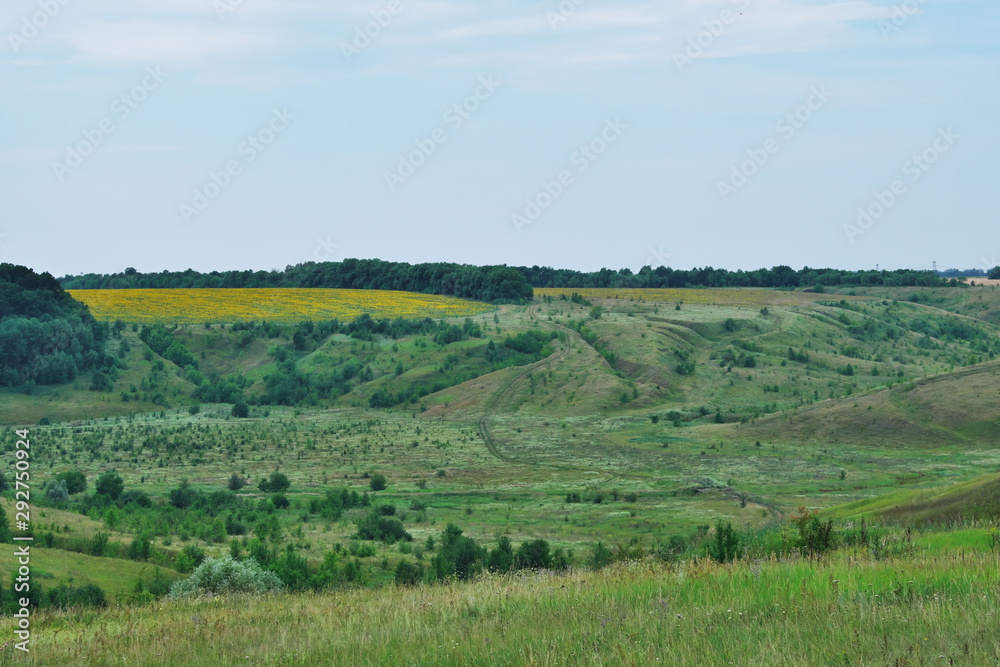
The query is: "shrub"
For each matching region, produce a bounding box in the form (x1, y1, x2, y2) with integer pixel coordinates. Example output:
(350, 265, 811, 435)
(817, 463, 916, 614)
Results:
(655, 535, 691, 563)
(515, 539, 552, 569)
(0, 506, 11, 544)
(259, 472, 290, 493)
(44, 479, 69, 503)
(487, 536, 514, 573)
(228, 474, 246, 491)
(271, 494, 290, 509)
(55, 471, 86, 494)
(169, 556, 284, 598)
(231, 401, 250, 418)
(708, 520, 741, 563)
(589, 541, 614, 570)
(44, 583, 107, 610)
(369, 473, 388, 492)
(355, 513, 412, 543)
(95, 470, 124, 500)
(119, 489, 152, 508)
(394, 560, 423, 586)
(791, 507, 837, 557)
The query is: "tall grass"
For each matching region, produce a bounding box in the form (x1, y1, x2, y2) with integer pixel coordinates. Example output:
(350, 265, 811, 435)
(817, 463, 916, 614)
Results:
(12, 549, 999, 666)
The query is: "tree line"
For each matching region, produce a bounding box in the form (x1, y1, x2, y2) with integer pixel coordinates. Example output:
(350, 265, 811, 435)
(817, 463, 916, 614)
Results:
(59, 260, 535, 304)
(514, 264, 947, 289)
(59, 261, 957, 302)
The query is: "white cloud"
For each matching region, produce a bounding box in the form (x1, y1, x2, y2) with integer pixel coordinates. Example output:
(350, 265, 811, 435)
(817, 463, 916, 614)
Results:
(63, 21, 268, 64)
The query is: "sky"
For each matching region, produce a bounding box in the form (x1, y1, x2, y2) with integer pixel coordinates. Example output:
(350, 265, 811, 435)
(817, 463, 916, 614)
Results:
(0, 0, 997, 277)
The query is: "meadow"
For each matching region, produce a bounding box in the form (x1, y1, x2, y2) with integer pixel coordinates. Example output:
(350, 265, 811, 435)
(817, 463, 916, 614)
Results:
(12, 548, 1000, 666)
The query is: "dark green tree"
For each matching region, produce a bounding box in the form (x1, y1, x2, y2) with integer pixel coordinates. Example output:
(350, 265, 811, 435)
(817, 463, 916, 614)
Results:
(95, 470, 124, 501)
(55, 471, 86, 494)
(369, 473, 387, 492)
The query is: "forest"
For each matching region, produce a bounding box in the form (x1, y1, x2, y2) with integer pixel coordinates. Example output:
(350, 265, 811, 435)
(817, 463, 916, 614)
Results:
(0, 264, 114, 388)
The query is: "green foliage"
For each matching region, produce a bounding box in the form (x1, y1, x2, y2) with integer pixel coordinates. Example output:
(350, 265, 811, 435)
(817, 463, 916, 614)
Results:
(95, 470, 124, 500)
(428, 524, 485, 582)
(708, 520, 741, 563)
(355, 512, 411, 544)
(259, 472, 290, 493)
(169, 555, 285, 598)
(515, 539, 552, 569)
(227, 474, 246, 491)
(41, 582, 108, 610)
(487, 536, 515, 573)
(394, 559, 423, 586)
(0, 506, 11, 544)
(0, 264, 112, 388)
(62, 260, 534, 304)
(55, 470, 87, 494)
(231, 401, 250, 418)
(588, 541, 614, 570)
(44, 479, 70, 503)
(791, 508, 838, 557)
(368, 473, 387, 492)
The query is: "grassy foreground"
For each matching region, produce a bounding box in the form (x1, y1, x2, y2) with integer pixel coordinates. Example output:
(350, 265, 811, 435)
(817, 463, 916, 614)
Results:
(13, 550, 999, 666)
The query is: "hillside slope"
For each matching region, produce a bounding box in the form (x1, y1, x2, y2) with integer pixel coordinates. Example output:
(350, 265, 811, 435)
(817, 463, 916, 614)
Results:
(828, 471, 1000, 523)
(738, 360, 1000, 448)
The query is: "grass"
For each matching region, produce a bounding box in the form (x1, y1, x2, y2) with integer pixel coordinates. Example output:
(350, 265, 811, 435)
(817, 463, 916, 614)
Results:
(14, 549, 1000, 666)
(827, 472, 1000, 524)
(0, 547, 181, 601)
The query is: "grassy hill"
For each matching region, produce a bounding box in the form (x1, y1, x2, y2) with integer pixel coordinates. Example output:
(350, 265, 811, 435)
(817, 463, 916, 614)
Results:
(738, 359, 1000, 448)
(828, 471, 1000, 524)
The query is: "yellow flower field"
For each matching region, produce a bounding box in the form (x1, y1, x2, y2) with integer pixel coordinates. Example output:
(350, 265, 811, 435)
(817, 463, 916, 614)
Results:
(70, 289, 495, 324)
(535, 287, 841, 307)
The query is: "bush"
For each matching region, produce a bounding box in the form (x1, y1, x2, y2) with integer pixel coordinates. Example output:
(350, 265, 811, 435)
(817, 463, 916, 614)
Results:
(394, 560, 423, 586)
(589, 541, 614, 570)
(228, 474, 246, 491)
(355, 513, 411, 544)
(708, 520, 741, 563)
(259, 472, 290, 493)
(791, 507, 837, 557)
(0, 506, 11, 544)
(487, 536, 514, 573)
(231, 401, 250, 418)
(55, 471, 86, 494)
(43, 583, 107, 610)
(95, 470, 124, 501)
(369, 473, 388, 492)
(271, 494, 290, 509)
(119, 490, 152, 508)
(169, 555, 284, 598)
(515, 539, 552, 570)
(44, 479, 69, 503)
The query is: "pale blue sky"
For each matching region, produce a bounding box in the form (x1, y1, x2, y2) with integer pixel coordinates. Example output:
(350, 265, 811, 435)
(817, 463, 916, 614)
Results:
(1, 0, 997, 276)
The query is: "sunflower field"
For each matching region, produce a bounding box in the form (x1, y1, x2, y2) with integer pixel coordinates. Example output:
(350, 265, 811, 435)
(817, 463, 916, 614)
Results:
(70, 289, 495, 324)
